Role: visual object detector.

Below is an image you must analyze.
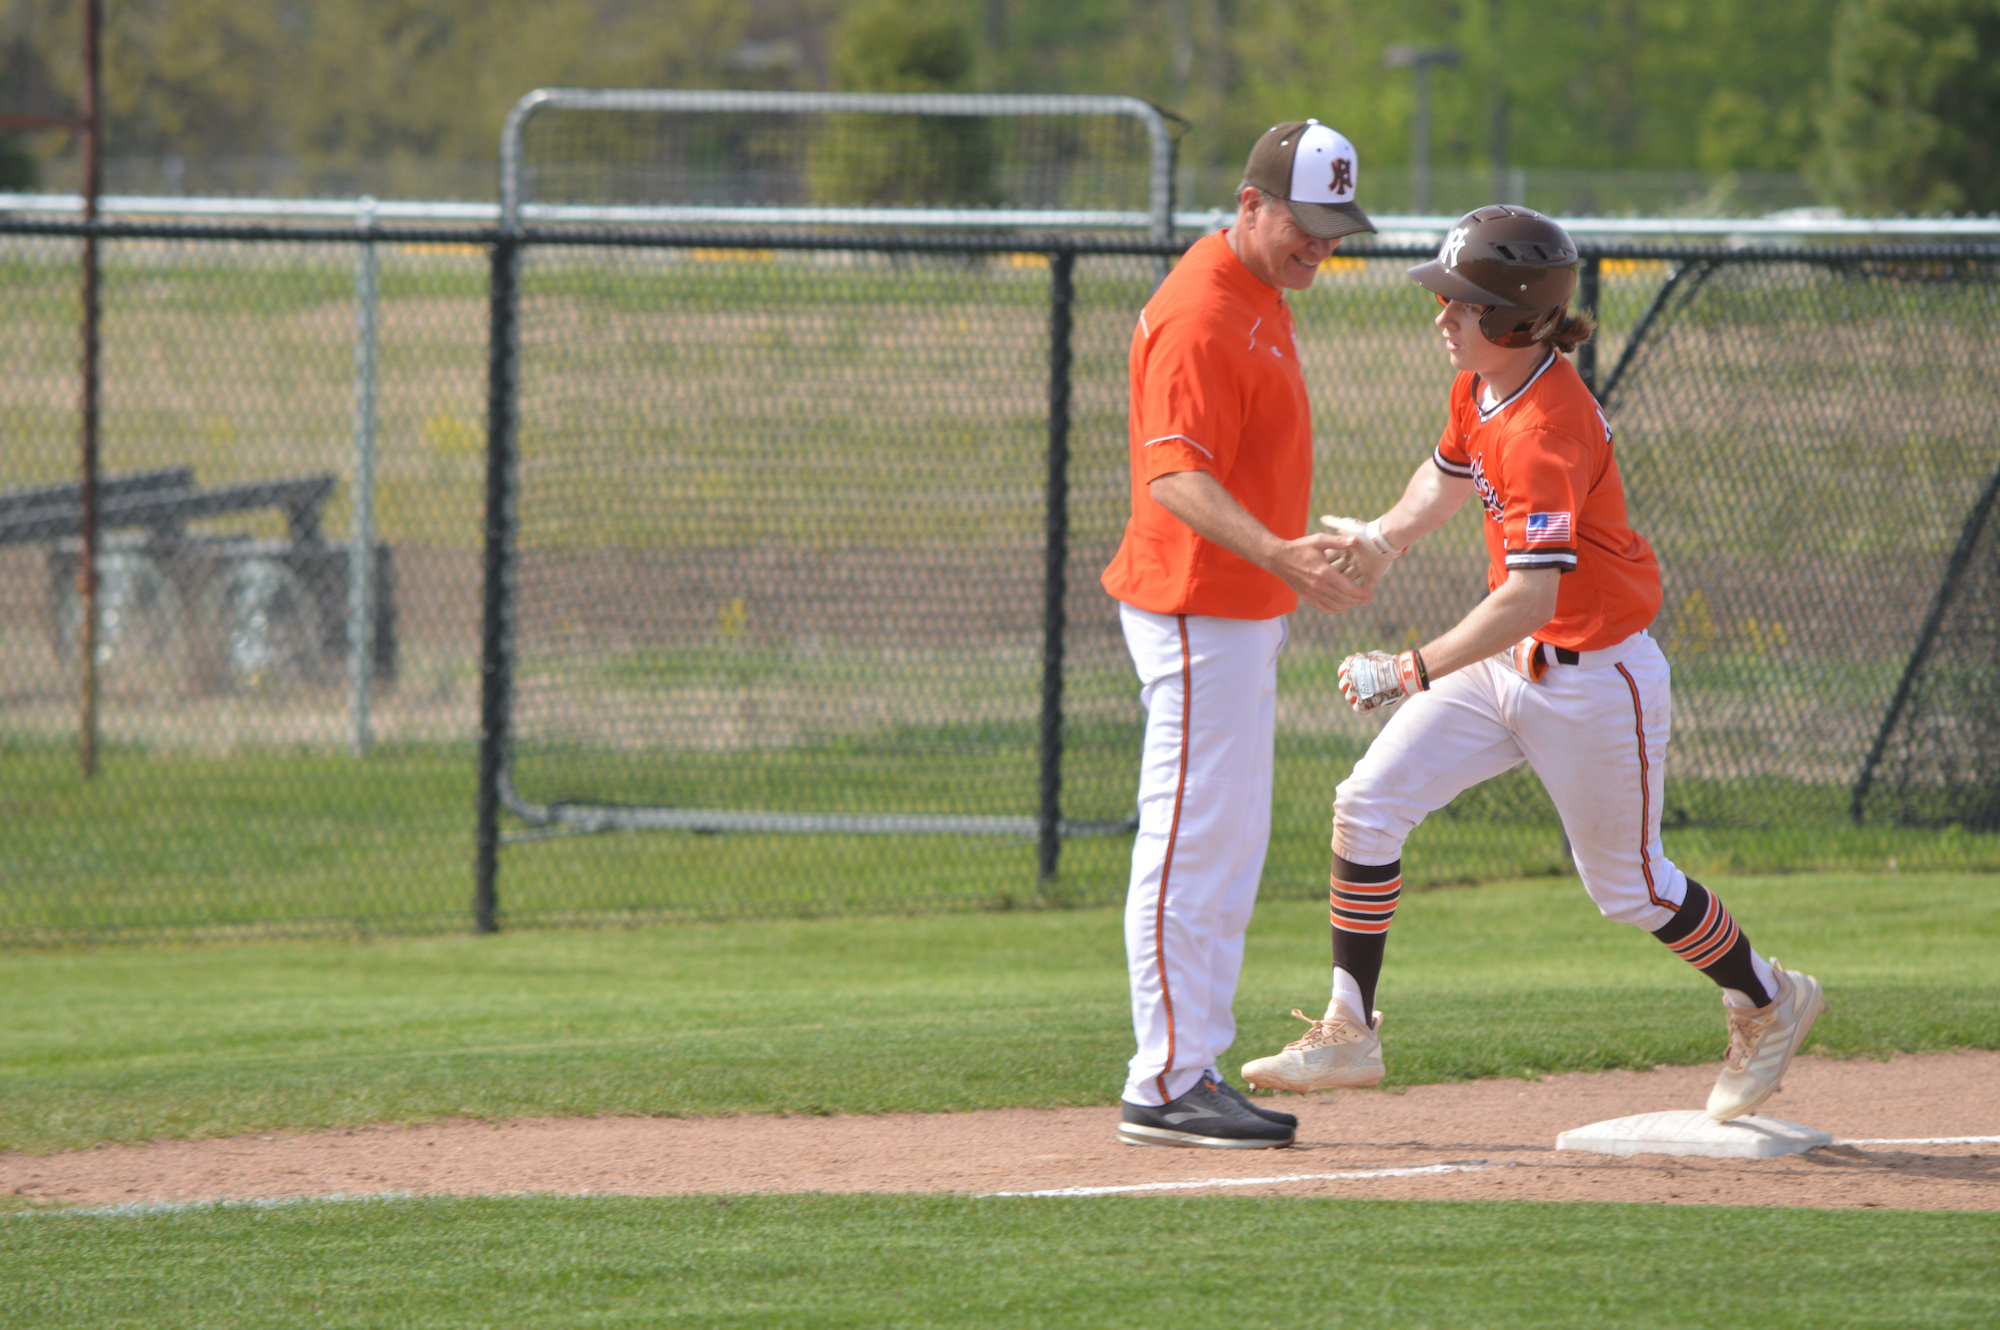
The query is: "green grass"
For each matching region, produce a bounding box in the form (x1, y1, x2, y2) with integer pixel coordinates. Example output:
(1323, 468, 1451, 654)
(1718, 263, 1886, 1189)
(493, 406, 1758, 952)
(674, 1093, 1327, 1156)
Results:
(2, 873, 1993, 1326)
(0, 744, 478, 941)
(2, 872, 1993, 1156)
(7, 736, 2000, 943)
(5, 1194, 1997, 1328)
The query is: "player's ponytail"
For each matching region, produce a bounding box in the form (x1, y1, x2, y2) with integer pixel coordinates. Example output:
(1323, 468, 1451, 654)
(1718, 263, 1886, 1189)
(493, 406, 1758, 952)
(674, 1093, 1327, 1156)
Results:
(1547, 306, 1597, 355)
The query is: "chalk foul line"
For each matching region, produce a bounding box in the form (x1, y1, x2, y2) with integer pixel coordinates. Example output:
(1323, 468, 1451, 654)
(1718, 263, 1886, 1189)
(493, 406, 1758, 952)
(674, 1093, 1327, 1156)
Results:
(982, 1161, 1513, 1198)
(1835, 1136, 2000, 1147)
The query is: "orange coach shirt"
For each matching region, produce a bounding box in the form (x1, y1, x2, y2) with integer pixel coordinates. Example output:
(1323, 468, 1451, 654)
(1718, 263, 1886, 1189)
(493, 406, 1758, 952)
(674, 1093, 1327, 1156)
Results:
(1101, 230, 1313, 620)
(1432, 352, 1661, 652)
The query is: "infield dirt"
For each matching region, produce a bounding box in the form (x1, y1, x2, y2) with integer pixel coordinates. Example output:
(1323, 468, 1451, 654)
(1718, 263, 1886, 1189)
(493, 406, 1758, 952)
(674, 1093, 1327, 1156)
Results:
(6, 1050, 1994, 1212)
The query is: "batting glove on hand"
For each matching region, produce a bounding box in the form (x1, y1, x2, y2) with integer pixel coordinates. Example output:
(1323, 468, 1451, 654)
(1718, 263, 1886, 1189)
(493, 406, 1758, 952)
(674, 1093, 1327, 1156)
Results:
(1318, 516, 1405, 589)
(1338, 649, 1429, 714)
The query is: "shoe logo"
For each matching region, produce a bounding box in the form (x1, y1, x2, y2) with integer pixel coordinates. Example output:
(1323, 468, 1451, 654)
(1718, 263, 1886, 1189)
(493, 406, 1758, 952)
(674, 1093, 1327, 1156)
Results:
(1162, 1110, 1207, 1125)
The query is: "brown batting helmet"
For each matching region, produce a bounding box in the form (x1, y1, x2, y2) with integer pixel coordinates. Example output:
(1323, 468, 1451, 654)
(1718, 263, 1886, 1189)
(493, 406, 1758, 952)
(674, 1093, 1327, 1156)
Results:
(1406, 205, 1579, 348)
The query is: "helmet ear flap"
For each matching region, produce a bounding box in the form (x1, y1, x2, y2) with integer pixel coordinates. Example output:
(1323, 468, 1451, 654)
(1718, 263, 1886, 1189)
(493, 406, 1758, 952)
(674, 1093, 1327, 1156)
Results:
(1481, 300, 1568, 349)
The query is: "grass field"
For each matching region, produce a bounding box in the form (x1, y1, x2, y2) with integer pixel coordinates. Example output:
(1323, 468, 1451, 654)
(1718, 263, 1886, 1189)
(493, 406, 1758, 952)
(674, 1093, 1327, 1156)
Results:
(2, 870, 1996, 1325)
(8, 739, 2000, 944)
(3, 872, 1994, 1154)
(8, 1193, 1997, 1328)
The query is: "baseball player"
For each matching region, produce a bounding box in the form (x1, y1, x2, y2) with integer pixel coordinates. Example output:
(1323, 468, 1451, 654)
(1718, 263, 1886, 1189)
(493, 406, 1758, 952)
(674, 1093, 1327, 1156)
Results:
(1241, 206, 1825, 1124)
(1102, 120, 1375, 1150)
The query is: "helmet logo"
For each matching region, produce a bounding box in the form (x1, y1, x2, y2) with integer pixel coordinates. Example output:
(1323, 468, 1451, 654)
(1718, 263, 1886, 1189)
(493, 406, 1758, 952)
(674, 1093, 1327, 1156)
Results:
(1440, 227, 1469, 269)
(1329, 157, 1353, 195)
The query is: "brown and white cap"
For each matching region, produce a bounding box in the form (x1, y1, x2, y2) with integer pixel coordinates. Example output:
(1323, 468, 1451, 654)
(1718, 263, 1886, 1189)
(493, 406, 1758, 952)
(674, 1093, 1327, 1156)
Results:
(1244, 120, 1376, 240)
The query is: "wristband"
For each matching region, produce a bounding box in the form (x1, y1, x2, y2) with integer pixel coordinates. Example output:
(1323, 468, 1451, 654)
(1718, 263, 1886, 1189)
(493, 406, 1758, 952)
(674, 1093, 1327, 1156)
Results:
(1364, 518, 1407, 559)
(1395, 648, 1430, 694)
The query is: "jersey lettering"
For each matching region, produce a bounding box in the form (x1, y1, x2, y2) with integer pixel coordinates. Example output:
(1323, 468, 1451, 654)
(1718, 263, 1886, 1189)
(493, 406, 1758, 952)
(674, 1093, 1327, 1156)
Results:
(1470, 455, 1503, 523)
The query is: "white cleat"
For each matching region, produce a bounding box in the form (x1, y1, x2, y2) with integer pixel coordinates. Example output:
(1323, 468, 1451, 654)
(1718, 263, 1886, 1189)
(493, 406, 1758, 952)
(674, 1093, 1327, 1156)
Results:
(1240, 1002, 1384, 1092)
(1706, 961, 1827, 1122)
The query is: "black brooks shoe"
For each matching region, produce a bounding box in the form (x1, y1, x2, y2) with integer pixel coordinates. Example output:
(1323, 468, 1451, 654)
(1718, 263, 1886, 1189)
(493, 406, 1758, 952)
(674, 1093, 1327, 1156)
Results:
(1117, 1073, 1296, 1149)
(1205, 1069, 1299, 1130)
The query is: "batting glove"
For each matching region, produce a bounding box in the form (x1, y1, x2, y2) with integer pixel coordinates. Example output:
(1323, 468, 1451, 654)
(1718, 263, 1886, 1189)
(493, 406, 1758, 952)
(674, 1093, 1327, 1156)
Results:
(1338, 649, 1429, 714)
(1318, 515, 1406, 589)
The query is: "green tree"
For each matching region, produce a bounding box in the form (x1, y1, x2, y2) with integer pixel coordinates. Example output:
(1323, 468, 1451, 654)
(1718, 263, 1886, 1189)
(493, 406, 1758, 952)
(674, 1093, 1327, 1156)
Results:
(6, 0, 293, 168)
(1818, 0, 2000, 213)
(1231, 0, 1837, 176)
(2, 0, 752, 190)
(812, 0, 995, 204)
(286, 0, 750, 174)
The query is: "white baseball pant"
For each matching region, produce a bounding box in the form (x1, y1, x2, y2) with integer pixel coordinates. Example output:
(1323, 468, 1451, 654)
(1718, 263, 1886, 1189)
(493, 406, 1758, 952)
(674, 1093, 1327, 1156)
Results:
(1333, 630, 1689, 930)
(1118, 603, 1287, 1107)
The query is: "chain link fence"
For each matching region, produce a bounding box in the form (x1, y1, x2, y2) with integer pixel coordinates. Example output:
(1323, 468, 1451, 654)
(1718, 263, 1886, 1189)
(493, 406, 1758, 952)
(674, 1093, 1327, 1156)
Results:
(4, 216, 1997, 943)
(0, 220, 493, 943)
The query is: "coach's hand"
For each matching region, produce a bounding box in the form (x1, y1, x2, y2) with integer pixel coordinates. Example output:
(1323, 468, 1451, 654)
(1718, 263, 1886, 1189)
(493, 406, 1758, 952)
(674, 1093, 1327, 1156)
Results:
(1338, 649, 1428, 713)
(1275, 531, 1373, 615)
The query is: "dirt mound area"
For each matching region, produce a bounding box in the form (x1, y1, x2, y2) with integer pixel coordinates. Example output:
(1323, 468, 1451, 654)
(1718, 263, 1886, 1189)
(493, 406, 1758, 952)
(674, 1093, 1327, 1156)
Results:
(7, 1050, 1995, 1212)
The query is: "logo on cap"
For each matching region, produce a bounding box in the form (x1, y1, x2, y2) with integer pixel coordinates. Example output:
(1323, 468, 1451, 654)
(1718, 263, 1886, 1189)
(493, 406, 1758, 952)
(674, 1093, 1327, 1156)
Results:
(1329, 158, 1353, 196)
(1440, 226, 1469, 269)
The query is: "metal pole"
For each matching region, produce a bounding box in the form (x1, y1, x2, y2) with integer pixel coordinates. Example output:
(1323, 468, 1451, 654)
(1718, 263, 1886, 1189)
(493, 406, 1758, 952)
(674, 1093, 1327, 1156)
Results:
(1384, 46, 1460, 216)
(1576, 255, 1601, 396)
(473, 233, 521, 933)
(348, 198, 380, 756)
(76, 0, 102, 780)
(1036, 249, 1075, 889)
(1411, 63, 1432, 215)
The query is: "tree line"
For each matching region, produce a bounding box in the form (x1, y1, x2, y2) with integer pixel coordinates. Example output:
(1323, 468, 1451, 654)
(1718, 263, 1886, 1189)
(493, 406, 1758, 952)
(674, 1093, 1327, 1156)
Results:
(1, 0, 1994, 213)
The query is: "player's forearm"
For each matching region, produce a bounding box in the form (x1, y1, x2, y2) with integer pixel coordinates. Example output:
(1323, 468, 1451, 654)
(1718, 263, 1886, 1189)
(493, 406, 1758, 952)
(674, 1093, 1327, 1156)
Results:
(1418, 568, 1560, 679)
(1376, 463, 1470, 552)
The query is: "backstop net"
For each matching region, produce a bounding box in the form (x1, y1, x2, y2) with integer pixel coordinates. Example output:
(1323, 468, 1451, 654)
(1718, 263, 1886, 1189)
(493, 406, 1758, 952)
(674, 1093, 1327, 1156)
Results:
(1603, 253, 2000, 847)
(1852, 444, 2000, 832)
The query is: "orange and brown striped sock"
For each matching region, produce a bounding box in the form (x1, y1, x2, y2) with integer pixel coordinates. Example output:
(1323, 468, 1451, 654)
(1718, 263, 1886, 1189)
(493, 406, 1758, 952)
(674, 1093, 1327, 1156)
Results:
(1652, 879, 1773, 1007)
(1330, 854, 1401, 1017)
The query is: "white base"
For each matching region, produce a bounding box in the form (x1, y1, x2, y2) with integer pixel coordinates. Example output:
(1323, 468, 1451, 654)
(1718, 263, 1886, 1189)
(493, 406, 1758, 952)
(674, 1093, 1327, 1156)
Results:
(1556, 1109, 1832, 1159)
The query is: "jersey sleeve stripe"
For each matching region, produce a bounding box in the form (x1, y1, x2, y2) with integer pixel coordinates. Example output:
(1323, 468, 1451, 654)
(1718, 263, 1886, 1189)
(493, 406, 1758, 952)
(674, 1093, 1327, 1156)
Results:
(1504, 550, 1577, 570)
(1431, 447, 1472, 478)
(1142, 434, 1215, 458)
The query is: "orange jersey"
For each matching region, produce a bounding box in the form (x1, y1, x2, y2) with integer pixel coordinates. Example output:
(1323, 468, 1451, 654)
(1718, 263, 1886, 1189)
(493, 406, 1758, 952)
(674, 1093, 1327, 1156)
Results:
(1433, 353, 1660, 651)
(1101, 231, 1312, 619)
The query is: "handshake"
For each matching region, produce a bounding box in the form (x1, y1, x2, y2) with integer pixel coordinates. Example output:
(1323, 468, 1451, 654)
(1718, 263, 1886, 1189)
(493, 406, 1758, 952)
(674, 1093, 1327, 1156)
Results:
(1318, 515, 1404, 590)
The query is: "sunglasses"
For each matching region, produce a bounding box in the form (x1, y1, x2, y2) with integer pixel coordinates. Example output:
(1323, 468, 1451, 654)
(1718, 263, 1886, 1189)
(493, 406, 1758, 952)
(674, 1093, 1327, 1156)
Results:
(1433, 292, 1493, 315)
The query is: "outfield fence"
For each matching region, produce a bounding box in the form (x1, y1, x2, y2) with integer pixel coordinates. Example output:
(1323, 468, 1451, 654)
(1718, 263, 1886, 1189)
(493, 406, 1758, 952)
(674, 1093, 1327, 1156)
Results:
(2, 213, 1997, 943)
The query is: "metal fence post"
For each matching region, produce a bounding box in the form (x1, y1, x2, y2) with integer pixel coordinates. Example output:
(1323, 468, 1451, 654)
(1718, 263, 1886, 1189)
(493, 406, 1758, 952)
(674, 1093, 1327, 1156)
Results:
(473, 232, 521, 934)
(1576, 253, 1601, 397)
(1037, 248, 1076, 889)
(347, 198, 380, 756)
(75, 0, 103, 780)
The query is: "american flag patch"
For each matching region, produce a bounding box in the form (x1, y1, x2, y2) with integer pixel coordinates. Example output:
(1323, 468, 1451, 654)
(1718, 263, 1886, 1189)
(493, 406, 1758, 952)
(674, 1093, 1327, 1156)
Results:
(1525, 511, 1573, 545)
